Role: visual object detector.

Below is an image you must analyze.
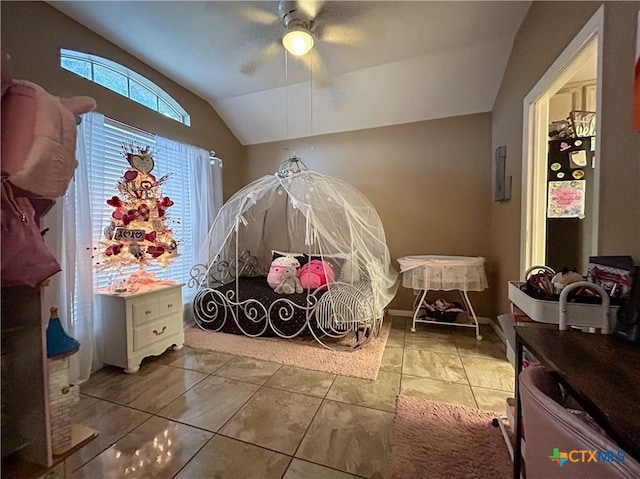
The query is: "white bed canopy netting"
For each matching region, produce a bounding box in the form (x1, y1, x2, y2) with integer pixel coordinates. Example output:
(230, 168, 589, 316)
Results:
(190, 157, 399, 349)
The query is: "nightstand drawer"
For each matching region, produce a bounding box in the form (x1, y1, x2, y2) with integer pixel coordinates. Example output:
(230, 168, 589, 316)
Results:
(133, 315, 181, 351)
(132, 300, 159, 326)
(159, 292, 181, 317)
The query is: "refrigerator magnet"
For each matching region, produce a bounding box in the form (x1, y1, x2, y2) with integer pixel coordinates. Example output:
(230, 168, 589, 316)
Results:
(569, 150, 587, 168)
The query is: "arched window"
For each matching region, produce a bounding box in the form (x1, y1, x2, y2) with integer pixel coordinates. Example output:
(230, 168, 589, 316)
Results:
(60, 49, 191, 126)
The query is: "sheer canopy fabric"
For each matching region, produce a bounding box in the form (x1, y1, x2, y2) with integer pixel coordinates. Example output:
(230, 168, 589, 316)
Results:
(197, 169, 399, 318)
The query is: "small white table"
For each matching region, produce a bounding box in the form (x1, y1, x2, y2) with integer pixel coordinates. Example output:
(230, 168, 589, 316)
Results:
(398, 255, 488, 340)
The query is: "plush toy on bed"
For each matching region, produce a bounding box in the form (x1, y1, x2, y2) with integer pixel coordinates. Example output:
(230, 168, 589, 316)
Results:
(274, 266, 303, 294)
(297, 259, 335, 290)
(267, 255, 301, 289)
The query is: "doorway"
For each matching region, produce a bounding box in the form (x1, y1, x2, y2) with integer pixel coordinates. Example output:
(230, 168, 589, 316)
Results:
(521, 6, 603, 278)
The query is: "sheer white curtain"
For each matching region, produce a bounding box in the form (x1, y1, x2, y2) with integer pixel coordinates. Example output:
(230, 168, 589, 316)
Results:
(155, 136, 223, 306)
(60, 111, 105, 383)
(194, 153, 224, 265)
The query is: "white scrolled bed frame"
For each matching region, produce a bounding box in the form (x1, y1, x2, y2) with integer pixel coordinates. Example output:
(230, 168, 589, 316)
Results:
(189, 250, 382, 351)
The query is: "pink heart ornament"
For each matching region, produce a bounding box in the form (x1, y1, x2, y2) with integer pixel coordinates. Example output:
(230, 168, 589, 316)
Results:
(124, 170, 138, 181)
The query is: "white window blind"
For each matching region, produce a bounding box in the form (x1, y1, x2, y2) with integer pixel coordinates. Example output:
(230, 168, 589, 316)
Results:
(89, 118, 195, 291)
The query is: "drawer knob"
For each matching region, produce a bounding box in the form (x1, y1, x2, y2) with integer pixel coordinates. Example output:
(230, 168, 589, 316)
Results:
(153, 326, 167, 336)
(145, 310, 152, 315)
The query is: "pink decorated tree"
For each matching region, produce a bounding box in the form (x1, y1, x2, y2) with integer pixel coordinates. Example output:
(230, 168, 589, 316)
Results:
(97, 144, 179, 276)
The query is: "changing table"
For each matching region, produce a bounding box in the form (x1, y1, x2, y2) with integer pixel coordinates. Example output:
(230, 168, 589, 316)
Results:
(398, 255, 488, 340)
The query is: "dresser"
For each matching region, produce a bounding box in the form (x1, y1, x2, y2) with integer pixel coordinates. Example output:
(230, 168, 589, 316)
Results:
(98, 283, 184, 373)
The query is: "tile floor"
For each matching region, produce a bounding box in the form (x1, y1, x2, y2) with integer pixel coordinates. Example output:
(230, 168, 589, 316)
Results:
(71, 317, 514, 478)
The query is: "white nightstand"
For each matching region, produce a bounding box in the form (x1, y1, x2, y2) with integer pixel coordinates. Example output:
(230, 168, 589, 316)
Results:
(97, 283, 185, 373)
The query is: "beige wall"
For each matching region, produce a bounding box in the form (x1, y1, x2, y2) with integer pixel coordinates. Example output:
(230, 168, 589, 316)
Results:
(599, 2, 640, 257)
(245, 113, 494, 316)
(1, 1, 244, 199)
(490, 1, 640, 315)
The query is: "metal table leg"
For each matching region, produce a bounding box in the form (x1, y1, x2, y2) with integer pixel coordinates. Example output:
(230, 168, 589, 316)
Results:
(411, 289, 428, 333)
(494, 415, 514, 461)
(460, 289, 482, 341)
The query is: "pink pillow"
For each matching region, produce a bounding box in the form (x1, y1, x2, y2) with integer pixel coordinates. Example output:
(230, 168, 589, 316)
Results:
(297, 260, 335, 290)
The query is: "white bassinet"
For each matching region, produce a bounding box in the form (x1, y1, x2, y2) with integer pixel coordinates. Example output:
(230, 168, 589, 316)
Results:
(190, 157, 399, 350)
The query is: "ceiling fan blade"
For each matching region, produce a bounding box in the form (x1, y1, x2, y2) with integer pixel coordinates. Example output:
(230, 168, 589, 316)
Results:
(298, 0, 325, 20)
(240, 41, 280, 76)
(318, 23, 365, 47)
(238, 5, 279, 25)
(300, 49, 330, 88)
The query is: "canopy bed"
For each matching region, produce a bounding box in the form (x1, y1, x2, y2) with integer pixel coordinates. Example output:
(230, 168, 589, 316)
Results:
(190, 157, 398, 350)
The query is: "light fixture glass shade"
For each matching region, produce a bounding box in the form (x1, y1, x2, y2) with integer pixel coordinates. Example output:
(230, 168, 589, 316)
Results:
(282, 29, 314, 56)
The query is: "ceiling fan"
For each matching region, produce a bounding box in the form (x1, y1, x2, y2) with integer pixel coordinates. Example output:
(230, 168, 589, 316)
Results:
(238, 0, 365, 87)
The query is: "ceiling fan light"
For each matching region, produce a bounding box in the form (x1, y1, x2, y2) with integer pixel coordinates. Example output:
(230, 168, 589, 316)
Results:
(282, 29, 314, 56)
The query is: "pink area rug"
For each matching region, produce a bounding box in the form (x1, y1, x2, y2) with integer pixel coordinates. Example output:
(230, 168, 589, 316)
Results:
(184, 321, 391, 380)
(391, 395, 512, 479)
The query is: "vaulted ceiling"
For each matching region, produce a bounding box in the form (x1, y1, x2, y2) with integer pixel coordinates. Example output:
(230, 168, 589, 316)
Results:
(49, 1, 532, 145)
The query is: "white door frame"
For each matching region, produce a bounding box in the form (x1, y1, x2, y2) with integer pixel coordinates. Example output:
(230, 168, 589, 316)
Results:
(520, 6, 604, 279)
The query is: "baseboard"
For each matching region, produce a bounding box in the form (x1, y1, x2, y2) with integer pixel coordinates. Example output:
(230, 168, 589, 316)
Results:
(490, 320, 507, 344)
(387, 309, 491, 325)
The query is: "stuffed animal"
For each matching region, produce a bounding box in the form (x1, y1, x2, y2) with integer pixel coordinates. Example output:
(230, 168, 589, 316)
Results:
(551, 267, 583, 294)
(274, 266, 303, 294)
(267, 255, 301, 289)
(297, 259, 335, 290)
